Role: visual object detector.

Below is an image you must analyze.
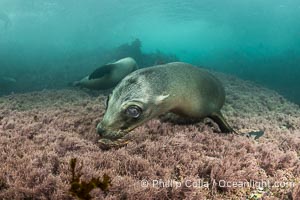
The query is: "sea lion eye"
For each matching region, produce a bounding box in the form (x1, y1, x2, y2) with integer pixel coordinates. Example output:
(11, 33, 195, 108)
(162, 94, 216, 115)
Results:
(125, 105, 142, 118)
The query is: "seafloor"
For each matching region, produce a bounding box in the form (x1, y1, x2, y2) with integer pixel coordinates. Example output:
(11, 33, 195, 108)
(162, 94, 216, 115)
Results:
(0, 72, 300, 200)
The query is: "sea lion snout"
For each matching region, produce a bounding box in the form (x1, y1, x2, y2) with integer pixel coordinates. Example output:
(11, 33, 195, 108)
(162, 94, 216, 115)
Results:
(96, 122, 126, 140)
(97, 122, 114, 138)
(96, 123, 106, 136)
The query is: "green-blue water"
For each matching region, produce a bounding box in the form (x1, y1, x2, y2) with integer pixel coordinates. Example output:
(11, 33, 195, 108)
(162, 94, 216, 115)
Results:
(0, 0, 300, 105)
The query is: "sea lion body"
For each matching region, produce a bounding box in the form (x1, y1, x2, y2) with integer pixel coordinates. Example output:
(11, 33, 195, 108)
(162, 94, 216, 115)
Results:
(97, 62, 233, 141)
(74, 57, 138, 90)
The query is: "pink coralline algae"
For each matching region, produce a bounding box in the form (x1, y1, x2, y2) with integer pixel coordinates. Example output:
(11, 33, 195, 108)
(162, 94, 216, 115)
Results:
(0, 73, 299, 199)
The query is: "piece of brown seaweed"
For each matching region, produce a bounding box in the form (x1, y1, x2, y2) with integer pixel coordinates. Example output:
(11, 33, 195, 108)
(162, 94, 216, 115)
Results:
(98, 138, 130, 150)
(0, 179, 8, 191)
(69, 158, 111, 200)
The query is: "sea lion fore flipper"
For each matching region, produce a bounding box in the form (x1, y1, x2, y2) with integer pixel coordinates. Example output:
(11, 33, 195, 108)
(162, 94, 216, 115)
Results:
(209, 112, 264, 139)
(88, 64, 115, 80)
(209, 112, 235, 133)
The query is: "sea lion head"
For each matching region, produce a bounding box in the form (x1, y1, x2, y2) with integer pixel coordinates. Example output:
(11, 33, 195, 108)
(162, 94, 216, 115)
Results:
(97, 70, 169, 141)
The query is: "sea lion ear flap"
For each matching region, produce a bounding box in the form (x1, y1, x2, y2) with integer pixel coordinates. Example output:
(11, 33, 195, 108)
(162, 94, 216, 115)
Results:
(155, 94, 170, 105)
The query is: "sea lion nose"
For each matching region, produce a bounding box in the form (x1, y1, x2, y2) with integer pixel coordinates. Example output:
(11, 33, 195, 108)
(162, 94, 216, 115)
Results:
(96, 123, 106, 136)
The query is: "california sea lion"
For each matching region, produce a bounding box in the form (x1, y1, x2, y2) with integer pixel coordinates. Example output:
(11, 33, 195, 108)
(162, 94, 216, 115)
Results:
(73, 57, 138, 90)
(97, 62, 263, 147)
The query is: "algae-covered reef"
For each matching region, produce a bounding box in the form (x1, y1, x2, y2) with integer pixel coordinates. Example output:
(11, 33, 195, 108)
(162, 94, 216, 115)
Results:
(0, 73, 299, 199)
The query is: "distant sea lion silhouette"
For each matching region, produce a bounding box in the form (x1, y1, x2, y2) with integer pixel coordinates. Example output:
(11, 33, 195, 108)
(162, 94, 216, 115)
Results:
(0, 12, 11, 29)
(73, 57, 138, 90)
(96, 62, 263, 148)
(0, 76, 16, 89)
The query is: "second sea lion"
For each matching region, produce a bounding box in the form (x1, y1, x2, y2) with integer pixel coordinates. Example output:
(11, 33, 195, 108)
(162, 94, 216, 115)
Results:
(73, 57, 138, 90)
